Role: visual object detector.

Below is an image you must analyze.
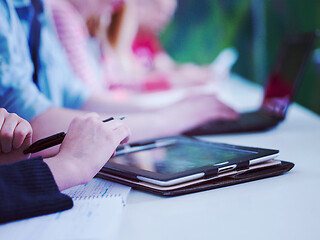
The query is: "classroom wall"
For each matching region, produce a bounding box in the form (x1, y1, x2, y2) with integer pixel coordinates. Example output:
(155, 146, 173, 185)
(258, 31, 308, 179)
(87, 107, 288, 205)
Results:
(160, 0, 320, 115)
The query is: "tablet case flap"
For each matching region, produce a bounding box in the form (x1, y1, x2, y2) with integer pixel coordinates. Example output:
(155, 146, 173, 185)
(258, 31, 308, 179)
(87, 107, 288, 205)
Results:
(97, 160, 294, 197)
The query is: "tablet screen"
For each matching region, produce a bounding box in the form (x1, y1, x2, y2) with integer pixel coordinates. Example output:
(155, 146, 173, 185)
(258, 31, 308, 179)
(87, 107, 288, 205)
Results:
(109, 142, 256, 174)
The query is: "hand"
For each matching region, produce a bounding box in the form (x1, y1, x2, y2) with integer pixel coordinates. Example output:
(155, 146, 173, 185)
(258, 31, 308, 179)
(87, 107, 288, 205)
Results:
(170, 64, 212, 88)
(157, 94, 238, 135)
(0, 108, 32, 164)
(44, 113, 131, 191)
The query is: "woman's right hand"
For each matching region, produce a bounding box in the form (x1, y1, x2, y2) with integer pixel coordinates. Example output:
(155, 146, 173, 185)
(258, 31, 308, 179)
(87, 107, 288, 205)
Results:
(157, 93, 238, 136)
(44, 113, 131, 191)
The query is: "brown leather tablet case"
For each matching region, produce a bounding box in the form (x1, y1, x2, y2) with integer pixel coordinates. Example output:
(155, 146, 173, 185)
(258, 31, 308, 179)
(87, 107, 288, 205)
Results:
(97, 160, 294, 197)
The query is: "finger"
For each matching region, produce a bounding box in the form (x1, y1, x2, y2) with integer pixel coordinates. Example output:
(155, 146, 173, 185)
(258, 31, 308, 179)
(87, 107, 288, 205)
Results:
(0, 111, 5, 128)
(12, 120, 33, 149)
(112, 125, 131, 145)
(216, 102, 238, 114)
(214, 106, 238, 118)
(120, 131, 131, 144)
(214, 110, 238, 120)
(219, 106, 239, 118)
(0, 114, 5, 154)
(0, 114, 19, 153)
(213, 99, 239, 117)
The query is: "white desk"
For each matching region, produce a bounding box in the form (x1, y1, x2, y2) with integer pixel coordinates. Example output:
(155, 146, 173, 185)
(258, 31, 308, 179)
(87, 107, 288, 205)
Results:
(118, 77, 320, 240)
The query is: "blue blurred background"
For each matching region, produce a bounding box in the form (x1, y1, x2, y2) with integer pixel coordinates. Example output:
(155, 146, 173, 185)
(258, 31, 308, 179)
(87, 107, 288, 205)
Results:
(160, 0, 320, 114)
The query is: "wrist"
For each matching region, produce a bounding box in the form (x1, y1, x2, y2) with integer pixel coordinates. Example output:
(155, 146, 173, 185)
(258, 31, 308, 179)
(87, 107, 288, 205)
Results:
(44, 156, 80, 191)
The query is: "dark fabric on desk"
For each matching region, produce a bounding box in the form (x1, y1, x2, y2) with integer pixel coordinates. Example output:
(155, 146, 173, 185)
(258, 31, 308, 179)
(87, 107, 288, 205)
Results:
(0, 157, 73, 224)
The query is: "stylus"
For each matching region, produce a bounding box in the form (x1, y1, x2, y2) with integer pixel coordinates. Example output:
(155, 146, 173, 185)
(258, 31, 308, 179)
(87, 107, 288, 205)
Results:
(23, 116, 125, 154)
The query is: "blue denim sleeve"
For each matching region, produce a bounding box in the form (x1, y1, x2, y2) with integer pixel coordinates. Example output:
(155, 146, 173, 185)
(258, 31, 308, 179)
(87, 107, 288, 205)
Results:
(0, 0, 52, 121)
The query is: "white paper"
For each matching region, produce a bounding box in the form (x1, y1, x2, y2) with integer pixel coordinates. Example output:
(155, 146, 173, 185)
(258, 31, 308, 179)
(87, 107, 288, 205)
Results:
(0, 178, 131, 240)
(62, 178, 131, 206)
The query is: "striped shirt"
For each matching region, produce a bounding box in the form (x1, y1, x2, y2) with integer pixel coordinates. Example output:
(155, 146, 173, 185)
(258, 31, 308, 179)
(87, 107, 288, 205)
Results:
(45, 0, 103, 91)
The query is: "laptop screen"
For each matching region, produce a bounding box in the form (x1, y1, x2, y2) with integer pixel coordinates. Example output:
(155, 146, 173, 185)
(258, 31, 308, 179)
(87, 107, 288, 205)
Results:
(262, 32, 317, 119)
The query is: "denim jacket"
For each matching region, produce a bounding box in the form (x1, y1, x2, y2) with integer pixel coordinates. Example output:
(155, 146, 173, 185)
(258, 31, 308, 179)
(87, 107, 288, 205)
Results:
(0, 0, 90, 120)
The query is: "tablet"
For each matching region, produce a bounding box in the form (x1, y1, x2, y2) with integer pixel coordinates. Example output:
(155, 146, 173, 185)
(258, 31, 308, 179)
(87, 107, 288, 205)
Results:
(102, 136, 279, 186)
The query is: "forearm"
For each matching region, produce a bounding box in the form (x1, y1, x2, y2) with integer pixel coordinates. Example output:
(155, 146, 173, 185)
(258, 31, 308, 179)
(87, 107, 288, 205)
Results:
(81, 95, 150, 114)
(81, 98, 179, 142)
(85, 100, 169, 142)
(119, 110, 185, 142)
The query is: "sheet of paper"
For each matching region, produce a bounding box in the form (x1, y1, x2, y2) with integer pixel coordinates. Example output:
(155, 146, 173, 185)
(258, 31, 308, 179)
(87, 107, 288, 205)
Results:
(0, 178, 131, 240)
(63, 178, 131, 206)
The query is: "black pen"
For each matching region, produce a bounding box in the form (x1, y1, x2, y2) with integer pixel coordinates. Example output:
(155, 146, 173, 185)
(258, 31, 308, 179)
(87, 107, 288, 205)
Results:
(24, 116, 125, 154)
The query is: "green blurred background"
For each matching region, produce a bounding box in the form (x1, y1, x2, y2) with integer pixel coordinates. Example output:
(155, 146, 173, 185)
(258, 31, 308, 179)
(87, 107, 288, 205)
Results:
(160, 0, 320, 115)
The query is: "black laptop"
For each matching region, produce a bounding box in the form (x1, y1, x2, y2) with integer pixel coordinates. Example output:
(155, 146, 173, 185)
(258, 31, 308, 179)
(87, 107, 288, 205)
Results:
(184, 31, 318, 136)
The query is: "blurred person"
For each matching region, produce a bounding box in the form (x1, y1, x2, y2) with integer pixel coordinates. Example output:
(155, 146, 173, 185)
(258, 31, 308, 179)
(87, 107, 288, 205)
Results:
(46, 0, 154, 103)
(46, 0, 141, 92)
(0, 0, 237, 159)
(46, 0, 215, 92)
(45, 0, 111, 91)
(45, 0, 238, 106)
(0, 108, 130, 223)
(132, 0, 214, 90)
(109, 0, 237, 92)
(87, 0, 217, 92)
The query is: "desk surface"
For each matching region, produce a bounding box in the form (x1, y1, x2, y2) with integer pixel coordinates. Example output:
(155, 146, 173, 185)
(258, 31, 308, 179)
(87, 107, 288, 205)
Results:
(118, 77, 320, 240)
